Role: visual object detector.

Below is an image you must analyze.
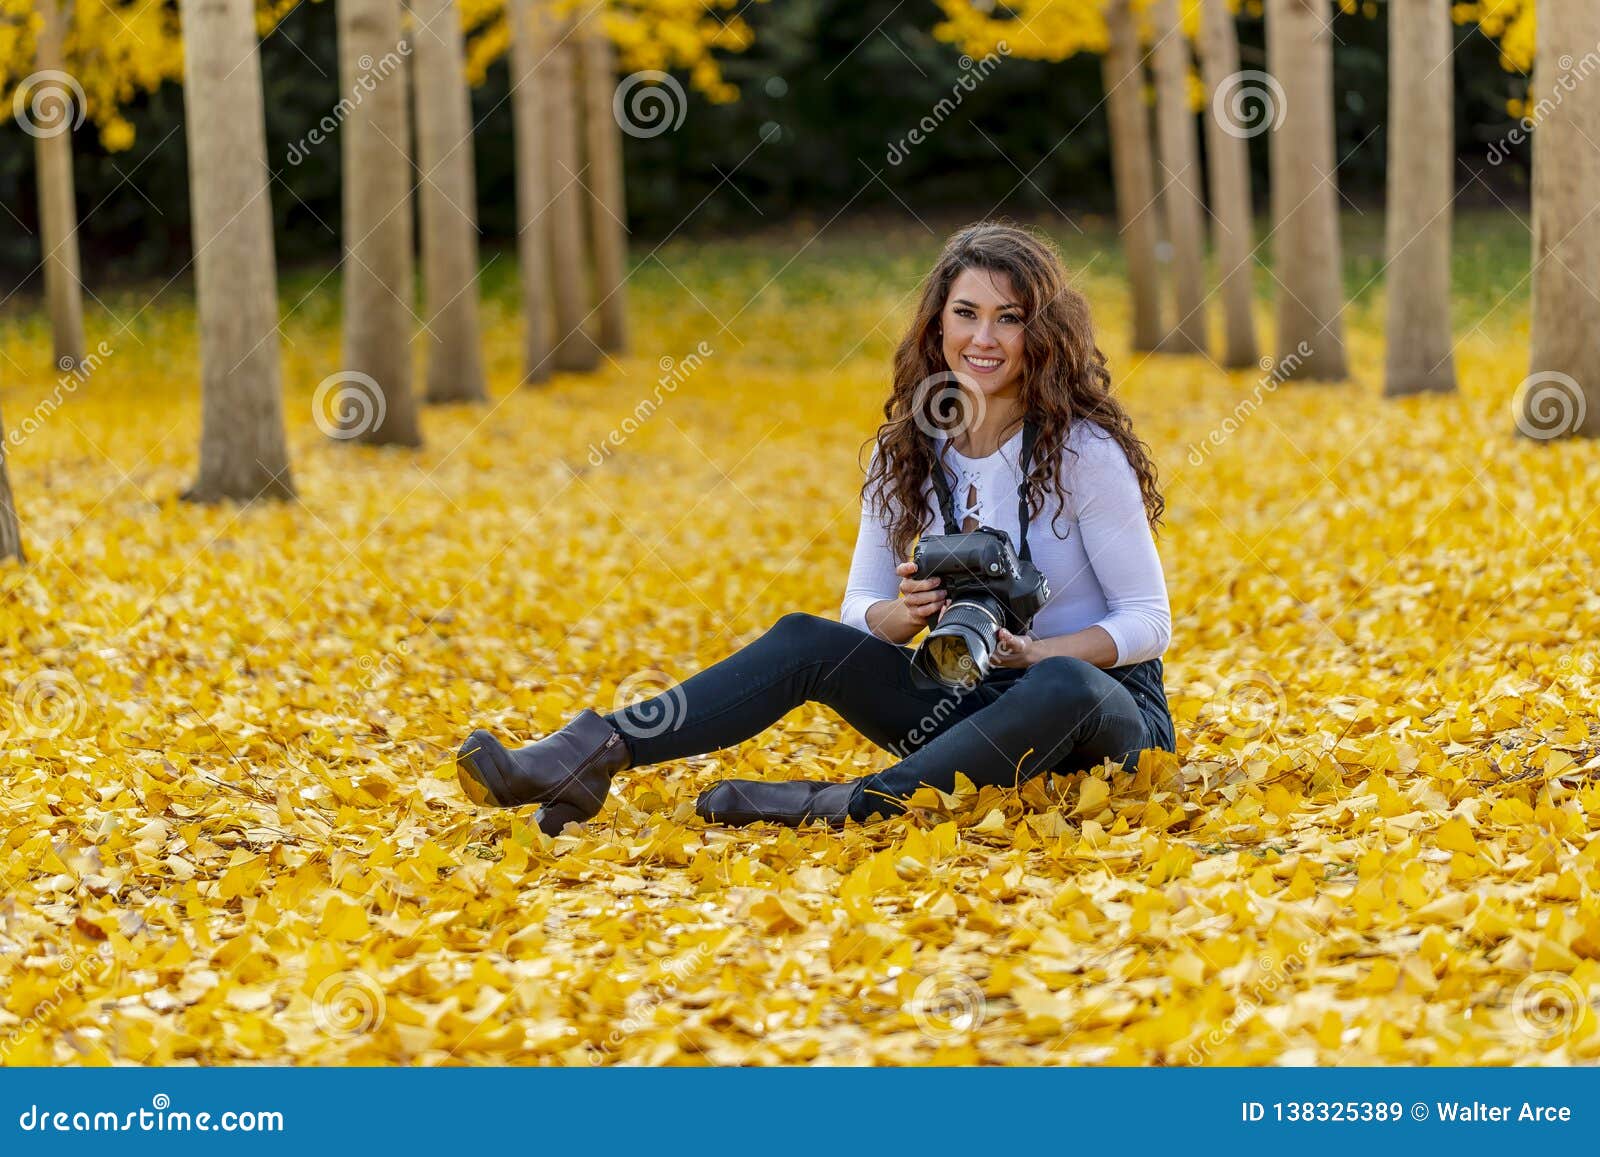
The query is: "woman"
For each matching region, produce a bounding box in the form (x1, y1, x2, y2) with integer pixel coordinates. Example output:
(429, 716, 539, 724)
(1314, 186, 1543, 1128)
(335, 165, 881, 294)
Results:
(456, 222, 1176, 835)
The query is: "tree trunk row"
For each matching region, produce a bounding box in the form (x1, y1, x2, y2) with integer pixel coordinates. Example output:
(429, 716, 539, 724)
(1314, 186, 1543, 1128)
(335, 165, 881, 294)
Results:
(1104, 0, 1261, 369)
(1099, 0, 1479, 402)
(11, 0, 632, 530)
(176, 0, 634, 498)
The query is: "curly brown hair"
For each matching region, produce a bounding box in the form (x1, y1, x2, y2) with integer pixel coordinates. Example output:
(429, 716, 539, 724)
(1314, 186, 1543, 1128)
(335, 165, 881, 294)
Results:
(861, 221, 1165, 559)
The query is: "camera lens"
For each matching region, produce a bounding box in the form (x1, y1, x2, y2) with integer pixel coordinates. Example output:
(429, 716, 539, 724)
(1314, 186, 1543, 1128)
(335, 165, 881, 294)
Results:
(911, 597, 1003, 689)
(925, 633, 979, 686)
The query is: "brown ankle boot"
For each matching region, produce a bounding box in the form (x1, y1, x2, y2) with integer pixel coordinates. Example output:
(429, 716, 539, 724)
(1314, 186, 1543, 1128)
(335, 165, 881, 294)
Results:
(456, 709, 631, 835)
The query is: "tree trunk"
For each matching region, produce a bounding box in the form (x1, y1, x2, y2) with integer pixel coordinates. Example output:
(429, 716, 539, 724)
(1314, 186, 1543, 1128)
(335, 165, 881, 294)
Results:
(1102, 0, 1163, 353)
(545, 17, 599, 372)
(1198, 0, 1259, 370)
(509, 0, 556, 384)
(0, 411, 22, 563)
(337, 0, 422, 444)
(32, 0, 86, 371)
(178, 0, 295, 503)
(1151, 0, 1208, 355)
(1265, 0, 1347, 380)
(1383, 0, 1456, 396)
(410, 0, 486, 403)
(580, 6, 629, 354)
(1523, 0, 1600, 438)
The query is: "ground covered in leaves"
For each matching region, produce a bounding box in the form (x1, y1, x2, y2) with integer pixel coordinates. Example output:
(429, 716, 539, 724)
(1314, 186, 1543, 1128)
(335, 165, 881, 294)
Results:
(3, 213, 1599, 1065)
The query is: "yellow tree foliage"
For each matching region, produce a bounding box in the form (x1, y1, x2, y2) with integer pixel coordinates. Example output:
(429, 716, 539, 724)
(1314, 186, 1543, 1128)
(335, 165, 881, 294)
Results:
(932, 0, 1112, 61)
(462, 0, 762, 101)
(931, 1, 1440, 63)
(931, 0, 1240, 62)
(1450, 1, 1533, 127)
(0, 0, 760, 153)
(0, 0, 184, 150)
(1458, 1, 1533, 74)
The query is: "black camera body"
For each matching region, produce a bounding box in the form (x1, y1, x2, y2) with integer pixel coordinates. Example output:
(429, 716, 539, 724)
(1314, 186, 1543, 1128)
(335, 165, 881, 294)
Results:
(910, 525, 1051, 688)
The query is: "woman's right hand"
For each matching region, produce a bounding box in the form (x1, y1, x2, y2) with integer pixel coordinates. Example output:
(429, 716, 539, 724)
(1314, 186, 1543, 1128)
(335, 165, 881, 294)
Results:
(896, 560, 947, 625)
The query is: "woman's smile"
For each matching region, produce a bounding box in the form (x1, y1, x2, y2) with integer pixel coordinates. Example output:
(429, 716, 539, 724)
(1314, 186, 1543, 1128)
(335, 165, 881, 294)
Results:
(941, 267, 1027, 399)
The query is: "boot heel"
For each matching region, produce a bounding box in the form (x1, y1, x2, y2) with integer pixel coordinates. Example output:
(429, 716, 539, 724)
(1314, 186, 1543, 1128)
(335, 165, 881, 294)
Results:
(456, 759, 495, 806)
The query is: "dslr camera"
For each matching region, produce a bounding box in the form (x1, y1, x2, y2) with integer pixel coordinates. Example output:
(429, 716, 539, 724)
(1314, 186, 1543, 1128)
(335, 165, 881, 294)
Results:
(910, 525, 1051, 689)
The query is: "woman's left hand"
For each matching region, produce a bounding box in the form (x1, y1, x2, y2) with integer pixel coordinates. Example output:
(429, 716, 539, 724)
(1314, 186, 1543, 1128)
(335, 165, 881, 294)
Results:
(992, 627, 1038, 669)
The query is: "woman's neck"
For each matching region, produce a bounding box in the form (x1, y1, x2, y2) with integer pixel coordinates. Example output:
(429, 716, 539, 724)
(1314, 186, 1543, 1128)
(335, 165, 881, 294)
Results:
(952, 395, 1025, 458)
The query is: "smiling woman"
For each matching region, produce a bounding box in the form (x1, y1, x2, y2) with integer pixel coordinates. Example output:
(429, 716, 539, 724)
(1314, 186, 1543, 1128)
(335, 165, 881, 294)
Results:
(456, 221, 1176, 834)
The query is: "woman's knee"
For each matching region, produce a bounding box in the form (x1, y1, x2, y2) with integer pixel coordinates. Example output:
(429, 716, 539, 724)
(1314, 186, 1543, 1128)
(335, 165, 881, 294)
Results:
(1018, 655, 1103, 707)
(1023, 656, 1146, 754)
(764, 611, 856, 656)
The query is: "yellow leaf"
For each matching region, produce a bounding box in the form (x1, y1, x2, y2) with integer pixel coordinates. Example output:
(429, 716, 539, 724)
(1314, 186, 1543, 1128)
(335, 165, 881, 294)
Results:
(319, 896, 370, 941)
(1073, 777, 1110, 816)
(1433, 816, 1477, 854)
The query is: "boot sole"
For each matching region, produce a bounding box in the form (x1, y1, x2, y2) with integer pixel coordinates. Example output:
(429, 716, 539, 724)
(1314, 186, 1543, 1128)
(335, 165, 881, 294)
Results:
(535, 799, 593, 837)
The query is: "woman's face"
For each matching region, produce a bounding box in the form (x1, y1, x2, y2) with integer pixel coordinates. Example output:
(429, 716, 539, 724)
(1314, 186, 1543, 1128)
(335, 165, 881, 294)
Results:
(940, 267, 1027, 400)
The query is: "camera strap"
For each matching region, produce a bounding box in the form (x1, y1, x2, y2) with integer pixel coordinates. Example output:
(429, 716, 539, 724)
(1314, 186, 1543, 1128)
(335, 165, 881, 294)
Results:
(928, 418, 1037, 561)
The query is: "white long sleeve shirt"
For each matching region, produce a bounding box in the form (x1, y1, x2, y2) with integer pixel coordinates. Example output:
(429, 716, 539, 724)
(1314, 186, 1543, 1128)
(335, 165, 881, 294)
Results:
(839, 419, 1172, 665)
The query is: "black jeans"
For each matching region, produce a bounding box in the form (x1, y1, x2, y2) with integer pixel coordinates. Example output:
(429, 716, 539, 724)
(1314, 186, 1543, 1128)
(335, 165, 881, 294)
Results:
(606, 612, 1177, 822)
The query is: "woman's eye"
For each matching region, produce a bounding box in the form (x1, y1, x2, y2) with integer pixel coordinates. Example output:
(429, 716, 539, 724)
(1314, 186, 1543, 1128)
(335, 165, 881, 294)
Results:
(949, 307, 1021, 323)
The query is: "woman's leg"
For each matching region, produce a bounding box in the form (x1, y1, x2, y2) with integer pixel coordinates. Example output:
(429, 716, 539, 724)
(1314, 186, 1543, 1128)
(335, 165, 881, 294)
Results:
(607, 612, 982, 766)
(847, 655, 1151, 820)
